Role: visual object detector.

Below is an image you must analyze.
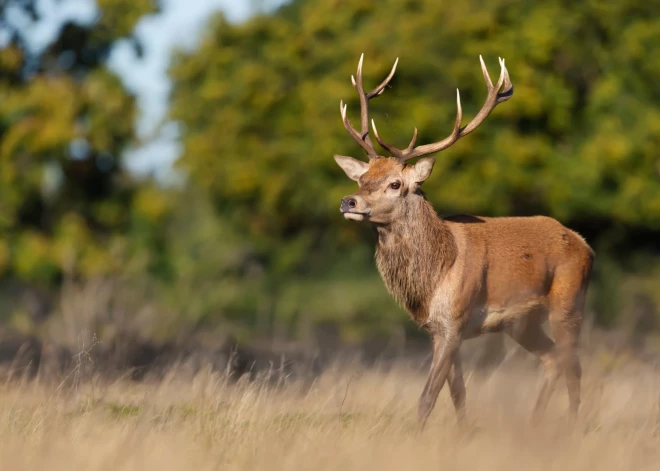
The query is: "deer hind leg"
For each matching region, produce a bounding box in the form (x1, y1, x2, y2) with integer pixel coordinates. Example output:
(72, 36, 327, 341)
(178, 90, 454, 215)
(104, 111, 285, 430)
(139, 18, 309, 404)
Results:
(548, 264, 590, 423)
(549, 311, 583, 423)
(447, 355, 466, 422)
(506, 320, 559, 423)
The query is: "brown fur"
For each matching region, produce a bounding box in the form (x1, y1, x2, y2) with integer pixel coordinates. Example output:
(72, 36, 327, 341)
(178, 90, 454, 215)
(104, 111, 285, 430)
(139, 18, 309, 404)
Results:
(334, 54, 592, 428)
(375, 195, 457, 324)
(336, 156, 594, 428)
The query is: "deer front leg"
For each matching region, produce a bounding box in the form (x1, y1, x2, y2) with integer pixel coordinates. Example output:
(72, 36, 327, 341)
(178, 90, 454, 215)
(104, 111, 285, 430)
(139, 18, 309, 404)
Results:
(418, 332, 461, 429)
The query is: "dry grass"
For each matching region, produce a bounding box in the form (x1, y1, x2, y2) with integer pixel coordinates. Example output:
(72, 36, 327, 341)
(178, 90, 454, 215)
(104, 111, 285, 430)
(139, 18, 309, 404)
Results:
(1, 352, 659, 471)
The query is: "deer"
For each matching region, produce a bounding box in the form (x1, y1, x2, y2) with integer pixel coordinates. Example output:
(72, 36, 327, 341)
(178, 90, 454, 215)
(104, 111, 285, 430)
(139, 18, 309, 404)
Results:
(333, 53, 594, 429)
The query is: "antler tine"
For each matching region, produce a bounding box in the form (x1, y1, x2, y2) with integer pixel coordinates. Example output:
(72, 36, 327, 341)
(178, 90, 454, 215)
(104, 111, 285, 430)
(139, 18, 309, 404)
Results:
(371, 119, 403, 158)
(381, 55, 512, 162)
(373, 89, 463, 161)
(497, 58, 513, 103)
(366, 58, 398, 98)
(353, 53, 374, 150)
(404, 127, 419, 153)
(457, 56, 512, 137)
(352, 58, 398, 98)
(371, 120, 419, 160)
(340, 100, 376, 157)
(479, 55, 494, 90)
(339, 54, 399, 159)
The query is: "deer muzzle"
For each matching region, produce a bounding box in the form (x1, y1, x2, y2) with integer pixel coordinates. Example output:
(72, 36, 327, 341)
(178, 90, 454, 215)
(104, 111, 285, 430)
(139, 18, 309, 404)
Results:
(340, 196, 369, 221)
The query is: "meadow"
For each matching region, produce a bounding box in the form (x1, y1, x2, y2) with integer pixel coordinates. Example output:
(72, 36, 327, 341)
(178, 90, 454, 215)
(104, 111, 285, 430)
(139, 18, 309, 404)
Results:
(1, 338, 659, 471)
(2, 2, 659, 470)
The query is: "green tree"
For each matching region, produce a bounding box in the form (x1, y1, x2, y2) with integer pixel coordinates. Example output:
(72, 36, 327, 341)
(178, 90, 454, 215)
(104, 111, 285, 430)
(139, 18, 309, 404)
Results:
(168, 0, 660, 336)
(0, 0, 160, 287)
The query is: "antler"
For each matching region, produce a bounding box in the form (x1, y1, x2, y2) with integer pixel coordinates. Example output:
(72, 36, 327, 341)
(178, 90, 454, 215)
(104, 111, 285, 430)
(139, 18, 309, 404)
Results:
(371, 55, 513, 162)
(339, 53, 399, 159)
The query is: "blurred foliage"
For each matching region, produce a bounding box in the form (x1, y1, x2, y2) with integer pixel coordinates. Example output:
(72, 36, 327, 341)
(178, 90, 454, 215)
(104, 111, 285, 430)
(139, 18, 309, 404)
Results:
(167, 0, 660, 337)
(1, 0, 660, 342)
(0, 0, 158, 285)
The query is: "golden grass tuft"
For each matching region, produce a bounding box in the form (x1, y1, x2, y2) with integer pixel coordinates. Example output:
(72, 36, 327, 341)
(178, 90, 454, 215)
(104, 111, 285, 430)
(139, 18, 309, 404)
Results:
(1, 353, 659, 470)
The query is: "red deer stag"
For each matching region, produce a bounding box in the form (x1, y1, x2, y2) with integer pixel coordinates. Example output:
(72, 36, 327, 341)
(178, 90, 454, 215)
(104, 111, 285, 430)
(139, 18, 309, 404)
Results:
(333, 53, 594, 428)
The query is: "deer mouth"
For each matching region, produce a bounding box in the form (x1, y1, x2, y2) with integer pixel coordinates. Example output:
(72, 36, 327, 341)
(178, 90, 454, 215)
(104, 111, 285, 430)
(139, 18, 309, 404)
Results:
(343, 212, 368, 221)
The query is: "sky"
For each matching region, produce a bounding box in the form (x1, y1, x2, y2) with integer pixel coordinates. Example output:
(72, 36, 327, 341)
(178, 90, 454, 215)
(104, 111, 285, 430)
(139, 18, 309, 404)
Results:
(3, 0, 289, 182)
(111, 0, 289, 182)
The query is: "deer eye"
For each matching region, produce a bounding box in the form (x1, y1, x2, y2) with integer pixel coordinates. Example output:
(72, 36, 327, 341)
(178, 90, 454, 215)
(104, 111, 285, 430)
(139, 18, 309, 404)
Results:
(389, 181, 401, 190)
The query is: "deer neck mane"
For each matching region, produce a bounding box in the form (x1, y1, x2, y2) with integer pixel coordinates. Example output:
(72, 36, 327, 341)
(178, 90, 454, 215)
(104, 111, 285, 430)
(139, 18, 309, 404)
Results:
(374, 192, 457, 323)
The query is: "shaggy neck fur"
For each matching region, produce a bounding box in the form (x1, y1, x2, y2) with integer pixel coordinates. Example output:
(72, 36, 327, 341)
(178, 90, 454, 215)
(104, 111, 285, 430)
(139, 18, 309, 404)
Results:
(374, 192, 457, 324)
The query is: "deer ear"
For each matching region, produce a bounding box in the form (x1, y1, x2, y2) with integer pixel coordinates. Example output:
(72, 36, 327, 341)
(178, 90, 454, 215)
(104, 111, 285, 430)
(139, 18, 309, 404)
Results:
(334, 155, 369, 182)
(413, 157, 436, 183)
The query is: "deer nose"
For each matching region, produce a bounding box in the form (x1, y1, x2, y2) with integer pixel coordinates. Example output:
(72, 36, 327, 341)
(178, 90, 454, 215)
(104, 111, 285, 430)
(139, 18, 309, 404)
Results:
(340, 197, 357, 212)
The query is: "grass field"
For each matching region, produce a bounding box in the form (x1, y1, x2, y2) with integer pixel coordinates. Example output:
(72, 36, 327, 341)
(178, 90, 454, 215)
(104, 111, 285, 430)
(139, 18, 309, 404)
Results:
(0, 348, 659, 471)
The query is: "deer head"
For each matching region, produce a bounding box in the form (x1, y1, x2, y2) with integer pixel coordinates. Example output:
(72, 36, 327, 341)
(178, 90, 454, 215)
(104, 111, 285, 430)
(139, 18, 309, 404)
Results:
(334, 53, 513, 224)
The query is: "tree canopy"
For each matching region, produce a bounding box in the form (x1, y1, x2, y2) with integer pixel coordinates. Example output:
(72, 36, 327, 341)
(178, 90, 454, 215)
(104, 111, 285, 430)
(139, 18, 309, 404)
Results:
(1, 0, 659, 341)
(0, 0, 163, 285)
(168, 0, 660, 335)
